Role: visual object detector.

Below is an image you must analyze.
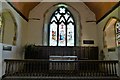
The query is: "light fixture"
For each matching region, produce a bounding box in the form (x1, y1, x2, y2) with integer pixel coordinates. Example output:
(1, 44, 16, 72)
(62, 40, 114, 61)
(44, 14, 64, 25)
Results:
(58, 4, 68, 8)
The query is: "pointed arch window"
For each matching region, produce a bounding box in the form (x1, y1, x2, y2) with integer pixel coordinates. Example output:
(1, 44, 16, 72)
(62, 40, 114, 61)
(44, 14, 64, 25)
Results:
(48, 6, 76, 46)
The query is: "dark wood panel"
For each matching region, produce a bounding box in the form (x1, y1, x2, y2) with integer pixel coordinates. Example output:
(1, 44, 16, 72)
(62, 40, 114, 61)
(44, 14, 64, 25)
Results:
(24, 46, 98, 60)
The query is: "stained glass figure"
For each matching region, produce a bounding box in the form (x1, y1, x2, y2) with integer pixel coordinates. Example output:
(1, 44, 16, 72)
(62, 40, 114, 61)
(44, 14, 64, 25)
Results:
(58, 23, 66, 46)
(49, 22, 57, 46)
(67, 23, 74, 46)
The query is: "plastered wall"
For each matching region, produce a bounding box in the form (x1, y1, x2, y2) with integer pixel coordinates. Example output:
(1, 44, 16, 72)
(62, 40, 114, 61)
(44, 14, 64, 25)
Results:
(97, 7, 119, 60)
(0, 2, 28, 78)
(28, 2, 98, 46)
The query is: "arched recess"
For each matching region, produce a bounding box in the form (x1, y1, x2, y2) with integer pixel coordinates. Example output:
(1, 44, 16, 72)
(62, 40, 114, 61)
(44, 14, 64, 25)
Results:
(1, 9, 17, 45)
(43, 3, 81, 46)
(103, 17, 120, 51)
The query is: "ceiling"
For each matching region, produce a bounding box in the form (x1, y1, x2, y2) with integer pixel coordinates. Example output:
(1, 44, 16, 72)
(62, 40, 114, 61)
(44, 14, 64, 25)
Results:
(10, 2, 117, 22)
(84, 2, 117, 22)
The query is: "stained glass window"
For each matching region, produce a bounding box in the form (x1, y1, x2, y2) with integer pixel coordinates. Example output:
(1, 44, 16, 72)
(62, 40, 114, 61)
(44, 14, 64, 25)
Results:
(49, 22, 57, 46)
(49, 6, 76, 46)
(58, 22, 66, 46)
